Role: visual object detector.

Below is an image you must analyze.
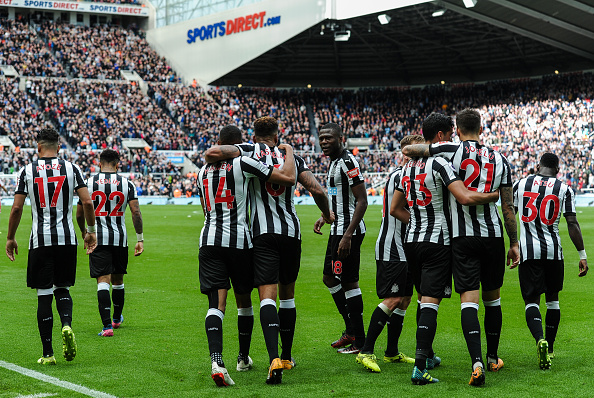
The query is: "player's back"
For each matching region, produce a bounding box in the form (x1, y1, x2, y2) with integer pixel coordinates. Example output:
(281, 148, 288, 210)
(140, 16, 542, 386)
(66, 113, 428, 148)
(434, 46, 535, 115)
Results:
(375, 168, 406, 262)
(87, 172, 137, 247)
(15, 157, 86, 249)
(514, 174, 575, 262)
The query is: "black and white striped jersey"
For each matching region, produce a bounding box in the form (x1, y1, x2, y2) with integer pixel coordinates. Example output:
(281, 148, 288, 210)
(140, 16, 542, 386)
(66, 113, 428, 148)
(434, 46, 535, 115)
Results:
(327, 149, 366, 236)
(236, 143, 309, 239)
(513, 175, 576, 262)
(375, 168, 406, 261)
(429, 141, 512, 238)
(15, 157, 86, 249)
(396, 157, 459, 245)
(197, 156, 273, 249)
(86, 173, 137, 247)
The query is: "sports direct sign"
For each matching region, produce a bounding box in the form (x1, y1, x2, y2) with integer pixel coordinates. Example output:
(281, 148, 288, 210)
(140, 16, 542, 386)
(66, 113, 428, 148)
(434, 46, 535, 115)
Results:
(0, 0, 149, 16)
(187, 10, 281, 44)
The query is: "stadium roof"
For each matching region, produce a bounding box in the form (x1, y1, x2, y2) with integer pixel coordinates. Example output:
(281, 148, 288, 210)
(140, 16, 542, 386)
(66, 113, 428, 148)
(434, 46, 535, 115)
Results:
(210, 0, 594, 87)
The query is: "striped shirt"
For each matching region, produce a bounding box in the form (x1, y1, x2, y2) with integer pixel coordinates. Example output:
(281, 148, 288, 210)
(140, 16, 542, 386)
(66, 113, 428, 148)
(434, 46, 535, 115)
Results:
(197, 156, 273, 249)
(396, 157, 459, 245)
(86, 173, 137, 247)
(429, 141, 512, 238)
(375, 168, 406, 261)
(15, 157, 86, 249)
(236, 143, 309, 239)
(327, 149, 366, 236)
(513, 175, 576, 262)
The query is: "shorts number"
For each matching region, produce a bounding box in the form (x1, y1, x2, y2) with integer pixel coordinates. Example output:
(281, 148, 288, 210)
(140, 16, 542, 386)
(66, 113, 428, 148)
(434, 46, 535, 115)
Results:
(92, 191, 125, 217)
(401, 173, 432, 207)
(34, 175, 66, 208)
(265, 164, 286, 197)
(521, 192, 560, 226)
(332, 260, 342, 275)
(460, 159, 495, 192)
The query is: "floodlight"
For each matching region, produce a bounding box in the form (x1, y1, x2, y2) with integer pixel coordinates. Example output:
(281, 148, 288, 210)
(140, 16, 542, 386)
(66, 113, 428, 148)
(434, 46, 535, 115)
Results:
(378, 14, 391, 25)
(463, 0, 477, 8)
(334, 30, 351, 42)
(432, 9, 446, 17)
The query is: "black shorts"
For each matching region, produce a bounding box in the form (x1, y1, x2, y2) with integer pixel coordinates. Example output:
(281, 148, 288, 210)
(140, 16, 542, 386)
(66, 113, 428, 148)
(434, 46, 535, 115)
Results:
(404, 242, 452, 299)
(199, 246, 254, 295)
(89, 245, 129, 278)
(27, 245, 78, 289)
(451, 237, 505, 293)
(252, 234, 301, 287)
(375, 260, 414, 298)
(518, 259, 564, 300)
(323, 234, 365, 284)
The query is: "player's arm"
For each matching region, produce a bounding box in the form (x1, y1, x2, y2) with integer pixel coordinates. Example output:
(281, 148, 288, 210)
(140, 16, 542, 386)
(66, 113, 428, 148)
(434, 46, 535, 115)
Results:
(500, 186, 520, 268)
(76, 186, 97, 254)
(401, 144, 430, 158)
(1, 185, 7, 194)
(6, 194, 26, 261)
(390, 189, 410, 224)
(266, 144, 296, 186)
(76, 202, 86, 239)
(298, 170, 334, 224)
(337, 183, 367, 259)
(129, 199, 144, 256)
(204, 145, 241, 163)
(566, 214, 588, 277)
(447, 180, 499, 205)
(402, 142, 457, 159)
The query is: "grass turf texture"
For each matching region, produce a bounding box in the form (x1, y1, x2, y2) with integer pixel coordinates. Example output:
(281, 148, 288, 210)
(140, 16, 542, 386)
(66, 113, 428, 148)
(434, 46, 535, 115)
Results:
(0, 205, 592, 397)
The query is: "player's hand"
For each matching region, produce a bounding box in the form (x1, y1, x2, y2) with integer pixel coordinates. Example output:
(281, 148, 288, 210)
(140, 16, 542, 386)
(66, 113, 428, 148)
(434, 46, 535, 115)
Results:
(84, 232, 97, 254)
(134, 241, 144, 256)
(278, 143, 293, 153)
(322, 211, 335, 224)
(337, 235, 352, 260)
(314, 217, 325, 235)
(507, 242, 520, 269)
(579, 259, 588, 277)
(6, 239, 18, 261)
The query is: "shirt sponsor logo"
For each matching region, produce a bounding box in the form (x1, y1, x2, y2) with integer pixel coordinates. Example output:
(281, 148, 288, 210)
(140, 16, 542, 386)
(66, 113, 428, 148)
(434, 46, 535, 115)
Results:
(347, 168, 360, 179)
(328, 187, 337, 196)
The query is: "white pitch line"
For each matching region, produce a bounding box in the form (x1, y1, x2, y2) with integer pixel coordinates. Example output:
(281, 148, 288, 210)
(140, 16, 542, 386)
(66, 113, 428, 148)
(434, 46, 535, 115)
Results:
(0, 360, 117, 398)
(15, 393, 58, 398)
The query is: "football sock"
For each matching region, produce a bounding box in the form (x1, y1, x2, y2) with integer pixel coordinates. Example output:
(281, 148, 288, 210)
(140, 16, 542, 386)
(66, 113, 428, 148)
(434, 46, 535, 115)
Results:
(525, 303, 544, 342)
(97, 282, 112, 328)
(278, 299, 296, 361)
(416, 300, 435, 358)
(328, 284, 352, 335)
(461, 303, 483, 368)
(483, 298, 502, 362)
(415, 304, 438, 370)
(385, 308, 405, 357)
(545, 301, 560, 352)
(37, 291, 54, 357)
(237, 307, 253, 361)
(361, 303, 391, 354)
(53, 287, 72, 327)
(112, 284, 125, 320)
(345, 288, 365, 348)
(205, 308, 224, 367)
(260, 299, 280, 363)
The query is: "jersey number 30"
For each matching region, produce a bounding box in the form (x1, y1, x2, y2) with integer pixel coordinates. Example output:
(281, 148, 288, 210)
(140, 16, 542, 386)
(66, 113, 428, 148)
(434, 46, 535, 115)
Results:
(521, 192, 560, 226)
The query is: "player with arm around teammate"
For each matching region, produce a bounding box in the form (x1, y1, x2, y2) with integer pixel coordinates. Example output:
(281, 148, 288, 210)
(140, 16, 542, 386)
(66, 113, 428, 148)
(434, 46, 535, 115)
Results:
(76, 149, 144, 337)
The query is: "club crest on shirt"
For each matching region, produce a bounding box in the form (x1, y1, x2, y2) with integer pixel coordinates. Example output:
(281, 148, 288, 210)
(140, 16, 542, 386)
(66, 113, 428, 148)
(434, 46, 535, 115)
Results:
(347, 168, 360, 178)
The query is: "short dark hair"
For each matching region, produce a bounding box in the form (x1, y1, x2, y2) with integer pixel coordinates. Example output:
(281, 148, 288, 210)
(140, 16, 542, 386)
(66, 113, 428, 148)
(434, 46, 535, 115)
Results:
(254, 116, 278, 137)
(219, 125, 243, 145)
(540, 153, 559, 169)
(37, 128, 60, 148)
(455, 108, 481, 135)
(100, 149, 120, 165)
(400, 134, 424, 148)
(422, 113, 453, 141)
(320, 122, 342, 137)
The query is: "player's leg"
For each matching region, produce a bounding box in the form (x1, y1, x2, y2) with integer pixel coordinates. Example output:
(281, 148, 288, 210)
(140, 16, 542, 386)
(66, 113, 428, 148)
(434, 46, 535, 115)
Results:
(544, 260, 564, 358)
(277, 235, 301, 369)
(90, 246, 114, 336)
(231, 248, 255, 372)
(111, 246, 129, 328)
(53, 246, 77, 361)
(385, 295, 413, 363)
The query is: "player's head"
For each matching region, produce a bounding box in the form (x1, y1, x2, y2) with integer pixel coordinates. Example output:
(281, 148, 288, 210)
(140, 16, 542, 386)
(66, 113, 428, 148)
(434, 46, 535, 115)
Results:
(36, 128, 60, 152)
(99, 149, 121, 170)
(422, 113, 454, 143)
(253, 116, 279, 145)
(319, 123, 344, 158)
(400, 134, 425, 164)
(455, 108, 482, 137)
(218, 125, 243, 145)
(538, 153, 559, 174)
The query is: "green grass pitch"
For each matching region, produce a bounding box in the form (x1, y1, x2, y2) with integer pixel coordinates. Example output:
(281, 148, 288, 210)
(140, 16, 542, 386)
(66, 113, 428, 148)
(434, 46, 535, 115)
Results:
(0, 205, 592, 397)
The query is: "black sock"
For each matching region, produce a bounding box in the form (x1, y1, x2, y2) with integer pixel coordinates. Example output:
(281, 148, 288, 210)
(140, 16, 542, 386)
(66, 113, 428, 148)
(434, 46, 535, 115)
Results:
(345, 289, 365, 348)
(278, 300, 297, 360)
(37, 294, 54, 357)
(525, 304, 544, 342)
(461, 305, 483, 368)
(260, 301, 280, 363)
(545, 306, 560, 352)
(205, 309, 224, 367)
(484, 301, 502, 361)
(415, 306, 438, 370)
(112, 285, 125, 320)
(416, 301, 434, 358)
(385, 310, 405, 357)
(361, 305, 390, 354)
(97, 289, 112, 328)
(237, 308, 253, 361)
(53, 288, 72, 327)
(329, 285, 352, 335)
